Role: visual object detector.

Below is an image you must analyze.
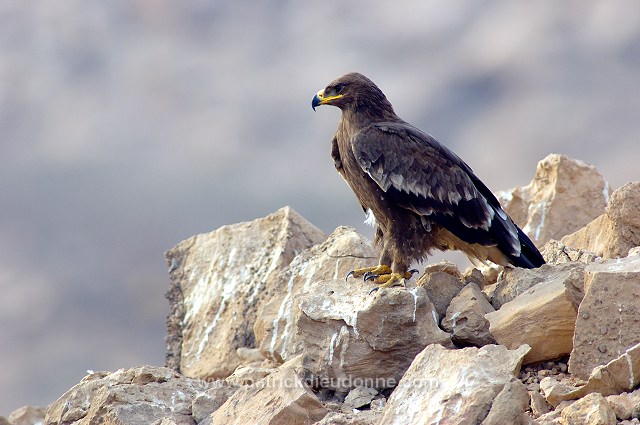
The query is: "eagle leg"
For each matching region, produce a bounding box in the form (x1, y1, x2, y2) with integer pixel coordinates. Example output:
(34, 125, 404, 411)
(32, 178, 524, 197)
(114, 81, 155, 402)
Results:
(345, 264, 392, 281)
(367, 270, 419, 294)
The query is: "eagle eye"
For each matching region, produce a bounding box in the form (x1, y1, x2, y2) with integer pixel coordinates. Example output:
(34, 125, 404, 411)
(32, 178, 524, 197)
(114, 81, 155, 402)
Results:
(333, 84, 344, 94)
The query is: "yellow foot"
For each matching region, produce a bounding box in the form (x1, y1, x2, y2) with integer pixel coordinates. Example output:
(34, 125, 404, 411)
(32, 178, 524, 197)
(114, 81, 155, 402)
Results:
(346, 265, 419, 294)
(345, 264, 392, 281)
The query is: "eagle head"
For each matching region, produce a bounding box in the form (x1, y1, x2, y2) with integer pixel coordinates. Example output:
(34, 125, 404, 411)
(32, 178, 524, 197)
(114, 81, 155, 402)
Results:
(312, 73, 393, 117)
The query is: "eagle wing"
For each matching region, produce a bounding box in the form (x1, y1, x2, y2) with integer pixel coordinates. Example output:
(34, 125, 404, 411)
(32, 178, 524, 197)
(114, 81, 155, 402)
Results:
(351, 122, 525, 259)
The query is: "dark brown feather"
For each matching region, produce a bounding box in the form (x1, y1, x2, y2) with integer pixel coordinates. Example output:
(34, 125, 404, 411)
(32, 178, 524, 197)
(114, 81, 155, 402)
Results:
(316, 72, 544, 273)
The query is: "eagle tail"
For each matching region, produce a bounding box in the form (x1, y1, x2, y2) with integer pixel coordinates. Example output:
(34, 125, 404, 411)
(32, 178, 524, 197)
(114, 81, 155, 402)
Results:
(507, 227, 545, 269)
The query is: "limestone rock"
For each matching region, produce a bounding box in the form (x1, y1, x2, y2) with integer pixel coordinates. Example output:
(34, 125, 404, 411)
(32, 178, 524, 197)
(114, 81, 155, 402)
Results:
(441, 282, 496, 347)
(490, 262, 585, 309)
(530, 390, 552, 417)
(486, 265, 582, 364)
(8, 406, 46, 425)
(541, 239, 599, 265)
(549, 342, 640, 404)
(379, 344, 530, 425)
(253, 226, 377, 363)
(482, 379, 532, 425)
(297, 280, 452, 391)
(191, 382, 239, 424)
(607, 388, 640, 421)
(495, 154, 609, 246)
(208, 364, 327, 425)
(44, 366, 220, 425)
(569, 254, 640, 379)
(165, 206, 326, 379)
(342, 387, 378, 412)
(315, 411, 380, 425)
(226, 365, 275, 386)
(416, 261, 465, 319)
(560, 392, 616, 425)
(562, 182, 640, 258)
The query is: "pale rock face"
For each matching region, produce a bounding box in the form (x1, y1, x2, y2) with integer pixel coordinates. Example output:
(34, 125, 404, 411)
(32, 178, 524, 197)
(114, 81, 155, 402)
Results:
(482, 379, 532, 425)
(486, 263, 583, 364)
(44, 366, 225, 425)
(207, 364, 327, 425)
(165, 206, 326, 379)
(569, 254, 640, 379)
(378, 344, 530, 425)
(252, 226, 452, 391)
(541, 239, 600, 265)
(295, 281, 452, 391)
(560, 392, 617, 425)
(415, 261, 465, 319)
(490, 262, 585, 309)
(253, 226, 377, 363)
(441, 282, 496, 347)
(495, 153, 609, 246)
(562, 182, 640, 258)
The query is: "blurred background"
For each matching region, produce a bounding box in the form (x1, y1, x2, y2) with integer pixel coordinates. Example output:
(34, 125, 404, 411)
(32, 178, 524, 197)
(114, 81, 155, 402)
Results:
(1, 0, 639, 413)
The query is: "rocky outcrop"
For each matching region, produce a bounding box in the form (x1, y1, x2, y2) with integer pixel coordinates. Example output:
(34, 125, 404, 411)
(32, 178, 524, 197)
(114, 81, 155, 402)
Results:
(9, 156, 640, 425)
(165, 206, 326, 379)
(562, 182, 640, 258)
(495, 154, 609, 245)
(254, 226, 452, 392)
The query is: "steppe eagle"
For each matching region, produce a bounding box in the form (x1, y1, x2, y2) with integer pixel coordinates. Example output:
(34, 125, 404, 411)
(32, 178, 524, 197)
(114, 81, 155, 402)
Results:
(312, 72, 544, 288)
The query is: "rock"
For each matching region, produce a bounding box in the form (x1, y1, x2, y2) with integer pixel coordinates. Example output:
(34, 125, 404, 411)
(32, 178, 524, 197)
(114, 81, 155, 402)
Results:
(482, 379, 532, 425)
(315, 411, 380, 425)
(237, 347, 267, 365)
(253, 226, 377, 363)
(607, 388, 640, 420)
(226, 365, 275, 386)
(297, 280, 452, 392)
(562, 182, 640, 258)
(416, 261, 465, 319)
(441, 282, 496, 347)
(541, 239, 599, 265)
(207, 364, 327, 425)
(342, 387, 378, 412)
(492, 262, 586, 309)
(7, 406, 46, 425)
(165, 206, 326, 379)
(0, 418, 10, 425)
(539, 377, 580, 407)
(549, 342, 640, 404)
(191, 382, 239, 424)
(530, 390, 552, 417)
(568, 255, 640, 379)
(560, 392, 617, 425)
(378, 344, 530, 425)
(495, 154, 609, 246)
(486, 265, 582, 364)
(44, 366, 220, 425)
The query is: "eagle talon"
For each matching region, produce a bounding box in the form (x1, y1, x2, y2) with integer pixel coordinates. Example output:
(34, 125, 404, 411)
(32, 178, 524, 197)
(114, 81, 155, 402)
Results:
(345, 270, 355, 282)
(363, 271, 379, 282)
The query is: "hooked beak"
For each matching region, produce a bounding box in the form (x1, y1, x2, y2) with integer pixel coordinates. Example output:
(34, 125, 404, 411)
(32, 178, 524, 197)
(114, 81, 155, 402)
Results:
(311, 88, 343, 111)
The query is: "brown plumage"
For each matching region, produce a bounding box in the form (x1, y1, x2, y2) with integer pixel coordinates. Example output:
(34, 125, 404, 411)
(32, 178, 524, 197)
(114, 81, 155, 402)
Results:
(312, 72, 544, 287)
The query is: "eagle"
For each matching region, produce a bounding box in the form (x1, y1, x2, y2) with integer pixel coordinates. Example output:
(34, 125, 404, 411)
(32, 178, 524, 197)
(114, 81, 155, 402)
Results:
(312, 72, 545, 288)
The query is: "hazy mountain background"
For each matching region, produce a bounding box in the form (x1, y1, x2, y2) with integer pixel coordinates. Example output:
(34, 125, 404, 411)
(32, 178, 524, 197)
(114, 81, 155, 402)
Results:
(1, 0, 639, 413)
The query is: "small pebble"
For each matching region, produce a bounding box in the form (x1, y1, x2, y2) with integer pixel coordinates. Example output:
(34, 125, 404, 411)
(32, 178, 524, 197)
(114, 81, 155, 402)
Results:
(598, 344, 607, 353)
(581, 311, 590, 319)
(558, 363, 568, 373)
